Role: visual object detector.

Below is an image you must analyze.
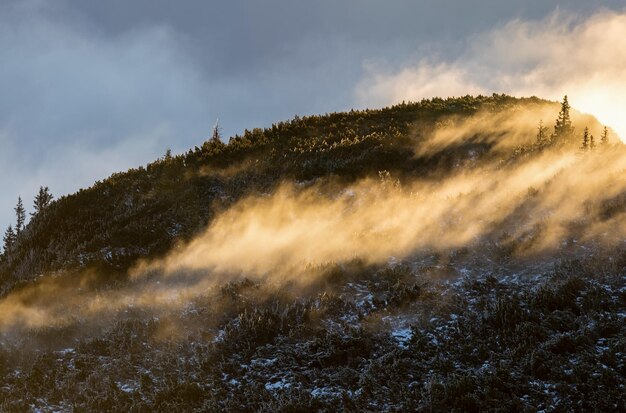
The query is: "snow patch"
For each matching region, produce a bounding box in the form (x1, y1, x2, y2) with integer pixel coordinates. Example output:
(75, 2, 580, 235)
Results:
(391, 327, 413, 349)
(265, 379, 291, 391)
(116, 382, 137, 393)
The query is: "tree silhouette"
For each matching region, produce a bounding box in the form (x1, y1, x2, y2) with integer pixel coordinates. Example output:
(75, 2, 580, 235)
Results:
(581, 127, 590, 151)
(554, 95, 574, 141)
(201, 119, 226, 155)
(600, 126, 609, 146)
(2, 225, 16, 254)
(536, 120, 549, 146)
(211, 119, 222, 143)
(32, 186, 54, 217)
(14, 197, 25, 234)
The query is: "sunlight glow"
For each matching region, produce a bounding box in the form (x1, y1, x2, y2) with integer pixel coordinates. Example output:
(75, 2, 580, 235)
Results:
(571, 91, 626, 142)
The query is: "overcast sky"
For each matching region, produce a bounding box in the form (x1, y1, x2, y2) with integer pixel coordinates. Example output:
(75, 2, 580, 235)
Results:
(1, 0, 625, 231)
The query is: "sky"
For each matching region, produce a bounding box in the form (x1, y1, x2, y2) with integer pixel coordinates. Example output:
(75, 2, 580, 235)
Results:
(1, 0, 625, 231)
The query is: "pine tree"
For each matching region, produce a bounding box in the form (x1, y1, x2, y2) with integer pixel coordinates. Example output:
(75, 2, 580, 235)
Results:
(536, 120, 549, 146)
(581, 127, 590, 151)
(211, 119, 222, 143)
(32, 186, 54, 217)
(600, 126, 609, 146)
(14, 197, 25, 234)
(3, 225, 16, 253)
(202, 119, 226, 154)
(554, 95, 574, 140)
(590, 133, 596, 150)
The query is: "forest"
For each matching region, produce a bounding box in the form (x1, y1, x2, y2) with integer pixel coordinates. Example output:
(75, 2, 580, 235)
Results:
(0, 94, 624, 412)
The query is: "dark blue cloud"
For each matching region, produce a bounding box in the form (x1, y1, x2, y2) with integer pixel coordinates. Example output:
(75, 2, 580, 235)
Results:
(0, 0, 623, 230)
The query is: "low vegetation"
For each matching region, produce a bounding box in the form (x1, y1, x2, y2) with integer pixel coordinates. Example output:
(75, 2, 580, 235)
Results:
(0, 95, 623, 412)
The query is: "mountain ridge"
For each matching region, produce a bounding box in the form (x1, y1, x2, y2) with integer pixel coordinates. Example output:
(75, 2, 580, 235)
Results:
(1, 94, 605, 291)
(0, 94, 623, 412)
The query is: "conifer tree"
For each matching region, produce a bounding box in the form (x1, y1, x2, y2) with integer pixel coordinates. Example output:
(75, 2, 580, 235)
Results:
(14, 197, 25, 234)
(590, 133, 596, 150)
(202, 119, 226, 153)
(536, 120, 549, 146)
(600, 126, 609, 146)
(581, 127, 590, 151)
(3, 225, 16, 253)
(211, 119, 222, 143)
(554, 95, 574, 140)
(32, 186, 54, 217)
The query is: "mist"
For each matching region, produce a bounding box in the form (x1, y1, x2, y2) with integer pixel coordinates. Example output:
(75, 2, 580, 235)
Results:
(149, 148, 625, 280)
(1, 102, 624, 338)
(357, 9, 626, 141)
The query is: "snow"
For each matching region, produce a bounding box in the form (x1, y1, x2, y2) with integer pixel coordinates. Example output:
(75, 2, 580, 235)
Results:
(343, 282, 374, 311)
(116, 382, 137, 393)
(459, 267, 472, 276)
(595, 338, 609, 354)
(391, 327, 413, 349)
(311, 386, 343, 399)
(265, 379, 291, 391)
(212, 329, 225, 343)
(251, 357, 277, 367)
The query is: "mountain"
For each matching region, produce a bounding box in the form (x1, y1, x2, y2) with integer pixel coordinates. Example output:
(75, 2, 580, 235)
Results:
(0, 95, 624, 412)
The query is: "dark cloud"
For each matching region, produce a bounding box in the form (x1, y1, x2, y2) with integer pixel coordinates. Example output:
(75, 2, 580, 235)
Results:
(0, 0, 623, 230)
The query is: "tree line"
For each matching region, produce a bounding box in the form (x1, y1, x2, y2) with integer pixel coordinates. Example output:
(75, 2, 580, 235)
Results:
(536, 95, 611, 150)
(2, 186, 53, 255)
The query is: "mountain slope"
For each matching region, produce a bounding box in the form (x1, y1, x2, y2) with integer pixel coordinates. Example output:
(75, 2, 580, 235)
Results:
(0, 94, 583, 288)
(0, 95, 624, 412)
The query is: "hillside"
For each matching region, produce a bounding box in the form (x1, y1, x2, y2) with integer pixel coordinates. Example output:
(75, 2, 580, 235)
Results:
(1, 95, 542, 284)
(0, 94, 595, 287)
(0, 95, 624, 412)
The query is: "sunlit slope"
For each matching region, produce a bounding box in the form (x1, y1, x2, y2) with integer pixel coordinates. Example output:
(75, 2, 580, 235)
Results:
(0, 94, 624, 411)
(0, 94, 617, 295)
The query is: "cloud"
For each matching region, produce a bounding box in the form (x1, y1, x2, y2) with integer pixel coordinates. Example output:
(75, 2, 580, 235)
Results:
(3, 2, 625, 234)
(356, 9, 626, 141)
(0, 1, 212, 229)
